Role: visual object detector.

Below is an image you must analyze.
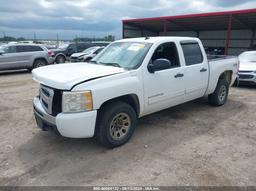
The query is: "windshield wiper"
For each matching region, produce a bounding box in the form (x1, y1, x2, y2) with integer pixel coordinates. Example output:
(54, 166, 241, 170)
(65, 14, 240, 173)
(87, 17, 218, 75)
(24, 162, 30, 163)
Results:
(99, 62, 121, 68)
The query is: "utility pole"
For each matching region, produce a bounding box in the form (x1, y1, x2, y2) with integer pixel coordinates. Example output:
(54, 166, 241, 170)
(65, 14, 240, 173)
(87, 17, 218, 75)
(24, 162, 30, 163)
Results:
(34, 32, 37, 42)
(57, 33, 59, 48)
(2, 32, 6, 37)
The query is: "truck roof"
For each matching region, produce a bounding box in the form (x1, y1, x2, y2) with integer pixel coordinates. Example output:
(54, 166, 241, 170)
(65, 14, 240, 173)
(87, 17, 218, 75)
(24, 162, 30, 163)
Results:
(117, 36, 199, 43)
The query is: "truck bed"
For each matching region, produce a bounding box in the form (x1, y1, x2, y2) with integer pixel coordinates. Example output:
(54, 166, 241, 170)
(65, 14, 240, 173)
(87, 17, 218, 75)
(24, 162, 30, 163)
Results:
(207, 55, 237, 61)
(206, 55, 239, 95)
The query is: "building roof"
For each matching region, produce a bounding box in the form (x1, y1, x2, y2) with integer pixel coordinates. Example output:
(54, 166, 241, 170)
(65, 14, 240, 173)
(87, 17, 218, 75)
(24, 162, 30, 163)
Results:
(123, 8, 256, 32)
(117, 36, 198, 43)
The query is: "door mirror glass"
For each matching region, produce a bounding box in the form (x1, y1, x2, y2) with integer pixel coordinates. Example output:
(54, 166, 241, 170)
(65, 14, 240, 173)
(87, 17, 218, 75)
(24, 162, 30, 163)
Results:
(148, 58, 172, 73)
(0, 50, 4, 55)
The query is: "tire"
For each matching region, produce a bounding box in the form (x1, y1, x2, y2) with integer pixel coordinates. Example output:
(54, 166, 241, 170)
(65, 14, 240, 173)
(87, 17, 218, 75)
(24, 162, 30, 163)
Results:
(96, 101, 137, 148)
(56, 55, 66, 64)
(33, 59, 47, 69)
(233, 77, 239, 87)
(208, 79, 229, 106)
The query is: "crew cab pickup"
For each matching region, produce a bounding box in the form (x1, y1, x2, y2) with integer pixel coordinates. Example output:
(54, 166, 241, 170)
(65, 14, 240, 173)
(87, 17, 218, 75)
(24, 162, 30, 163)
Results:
(32, 37, 239, 148)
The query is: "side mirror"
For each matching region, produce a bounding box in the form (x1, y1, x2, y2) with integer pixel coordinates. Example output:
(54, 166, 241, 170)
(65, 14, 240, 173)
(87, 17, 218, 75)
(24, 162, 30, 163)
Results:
(148, 58, 171, 73)
(0, 51, 4, 55)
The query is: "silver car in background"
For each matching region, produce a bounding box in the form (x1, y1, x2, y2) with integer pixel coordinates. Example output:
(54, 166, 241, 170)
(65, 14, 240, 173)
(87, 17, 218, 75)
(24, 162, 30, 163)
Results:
(70, 46, 105, 62)
(238, 51, 256, 85)
(0, 44, 54, 71)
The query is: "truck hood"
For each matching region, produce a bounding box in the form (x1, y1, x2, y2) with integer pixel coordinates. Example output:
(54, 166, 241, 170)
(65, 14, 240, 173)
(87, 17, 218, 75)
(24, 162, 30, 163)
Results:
(32, 63, 125, 90)
(239, 61, 256, 71)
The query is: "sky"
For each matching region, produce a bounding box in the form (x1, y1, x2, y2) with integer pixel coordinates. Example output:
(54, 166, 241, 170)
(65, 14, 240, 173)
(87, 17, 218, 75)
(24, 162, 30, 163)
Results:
(0, 0, 256, 40)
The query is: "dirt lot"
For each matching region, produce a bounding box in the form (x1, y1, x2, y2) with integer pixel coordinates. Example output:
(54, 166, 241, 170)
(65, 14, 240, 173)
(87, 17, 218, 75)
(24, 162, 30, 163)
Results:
(0, 70, 256, 186)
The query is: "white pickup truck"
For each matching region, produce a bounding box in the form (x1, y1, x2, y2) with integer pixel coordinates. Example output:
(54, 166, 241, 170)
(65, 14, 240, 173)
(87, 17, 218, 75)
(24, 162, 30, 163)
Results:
(33, 37, 239, 148)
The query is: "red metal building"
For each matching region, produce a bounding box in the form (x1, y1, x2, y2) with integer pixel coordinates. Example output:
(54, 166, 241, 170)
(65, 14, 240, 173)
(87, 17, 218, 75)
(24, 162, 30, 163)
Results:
(122, 8, 256, 55)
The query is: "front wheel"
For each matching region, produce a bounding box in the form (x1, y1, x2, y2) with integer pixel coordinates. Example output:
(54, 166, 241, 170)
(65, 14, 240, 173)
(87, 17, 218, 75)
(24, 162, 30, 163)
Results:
(208, 79, 229, 106)
(96, 101, 137, 148)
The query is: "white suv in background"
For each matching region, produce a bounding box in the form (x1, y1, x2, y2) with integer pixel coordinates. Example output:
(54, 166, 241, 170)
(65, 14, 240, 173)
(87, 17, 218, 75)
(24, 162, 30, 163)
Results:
(0, 44, 54, 71)
(238, 51, 256, 84)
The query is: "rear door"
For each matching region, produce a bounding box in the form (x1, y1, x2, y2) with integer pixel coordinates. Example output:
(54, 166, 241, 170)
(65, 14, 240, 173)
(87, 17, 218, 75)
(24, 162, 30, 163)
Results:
(26, 45, 45, 67)
(181, 41, 209, 100)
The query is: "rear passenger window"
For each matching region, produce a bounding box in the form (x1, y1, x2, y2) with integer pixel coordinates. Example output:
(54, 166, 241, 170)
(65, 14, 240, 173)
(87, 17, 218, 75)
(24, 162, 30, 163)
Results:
(16, 46, 26, 53)
(16, 45, 43, 52)
(29, 46, 43, 52)
(181, 42, 203, 65)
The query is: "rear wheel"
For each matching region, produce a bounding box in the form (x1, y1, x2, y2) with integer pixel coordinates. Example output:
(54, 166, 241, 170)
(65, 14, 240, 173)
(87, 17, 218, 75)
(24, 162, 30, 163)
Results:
(33, 59, 47, 69)
(208, 79, 229, 106)
(96, 101, 137, 148)
(56, 55, 66, 63)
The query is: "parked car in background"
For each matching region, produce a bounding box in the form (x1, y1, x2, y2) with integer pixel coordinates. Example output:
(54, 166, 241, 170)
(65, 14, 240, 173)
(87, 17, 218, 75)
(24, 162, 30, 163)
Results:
(70, 46, 105, 62)
(51, 42, 109, 64)
(32, 37, 238, 148)
(238, 51, 256, 84)
(0, 44, 54, 71)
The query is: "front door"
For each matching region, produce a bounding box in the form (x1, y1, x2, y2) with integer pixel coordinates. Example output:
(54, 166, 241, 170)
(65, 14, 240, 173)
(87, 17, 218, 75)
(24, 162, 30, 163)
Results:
(143, 42, 186, 114)
(0, 45, 20, 70)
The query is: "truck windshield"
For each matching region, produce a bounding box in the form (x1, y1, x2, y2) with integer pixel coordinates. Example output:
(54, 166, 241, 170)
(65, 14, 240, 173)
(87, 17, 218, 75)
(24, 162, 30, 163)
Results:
(91, 42, 152, 69)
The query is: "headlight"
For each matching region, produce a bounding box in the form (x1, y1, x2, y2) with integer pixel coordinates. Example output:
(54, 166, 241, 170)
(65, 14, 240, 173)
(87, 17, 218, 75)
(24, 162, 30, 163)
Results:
(62, 91, 93, 113)
(78, 56, 84, 60)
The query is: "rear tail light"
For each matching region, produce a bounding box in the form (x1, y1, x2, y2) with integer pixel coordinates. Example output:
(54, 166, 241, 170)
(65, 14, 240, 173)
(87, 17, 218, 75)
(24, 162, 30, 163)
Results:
(48, 50, 55, 57)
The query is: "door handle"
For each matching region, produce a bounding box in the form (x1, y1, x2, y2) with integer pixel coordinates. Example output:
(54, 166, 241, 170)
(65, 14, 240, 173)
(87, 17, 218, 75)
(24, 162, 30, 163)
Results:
(200, 68, 207, 72)
(174, 73, 184, 78)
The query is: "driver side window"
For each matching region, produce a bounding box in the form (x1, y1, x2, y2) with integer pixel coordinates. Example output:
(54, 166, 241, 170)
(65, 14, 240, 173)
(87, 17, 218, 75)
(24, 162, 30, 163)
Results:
(152, 42, 180, 68)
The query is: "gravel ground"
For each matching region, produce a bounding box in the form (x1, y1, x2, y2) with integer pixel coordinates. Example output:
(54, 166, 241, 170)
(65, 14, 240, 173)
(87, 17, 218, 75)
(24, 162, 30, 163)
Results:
(0, 70, 256, 186)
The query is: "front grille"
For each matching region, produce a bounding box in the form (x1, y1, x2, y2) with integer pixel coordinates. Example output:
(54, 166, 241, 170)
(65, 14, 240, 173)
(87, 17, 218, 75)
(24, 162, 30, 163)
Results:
(239, 70, 253, 73)
(70, 57, 79, 62)
(52, 89, 62, 116)
(42, 99, 49, 108)
(39, 85, 62, 116)
(39, 85, 54, 114)
(239, 74, 254, 79)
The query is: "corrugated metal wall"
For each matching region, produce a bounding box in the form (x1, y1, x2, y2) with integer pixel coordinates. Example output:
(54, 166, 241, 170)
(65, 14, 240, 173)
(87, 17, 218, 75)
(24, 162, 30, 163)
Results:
(123, 23, 256, 55)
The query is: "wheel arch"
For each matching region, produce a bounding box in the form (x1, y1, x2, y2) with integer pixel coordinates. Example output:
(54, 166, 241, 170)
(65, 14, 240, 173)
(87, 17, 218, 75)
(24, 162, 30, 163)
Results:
(33, 57, 47, 67)
(219, 70, 233, 85)
(98, 94, 140, 117)
(207, 70, 233, 96)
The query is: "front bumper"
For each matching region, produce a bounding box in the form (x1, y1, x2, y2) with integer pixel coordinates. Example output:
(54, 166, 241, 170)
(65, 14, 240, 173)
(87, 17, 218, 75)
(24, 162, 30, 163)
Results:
(238, 71, 256, 84)
(33, 97, 97, 138)
(48, 57, 55, 65)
